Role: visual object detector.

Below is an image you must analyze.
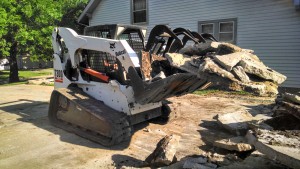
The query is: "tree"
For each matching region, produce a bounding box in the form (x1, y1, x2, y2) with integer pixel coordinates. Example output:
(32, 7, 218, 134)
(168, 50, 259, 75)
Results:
(58, 1, 87, 34)
(0, 0, 88, 82)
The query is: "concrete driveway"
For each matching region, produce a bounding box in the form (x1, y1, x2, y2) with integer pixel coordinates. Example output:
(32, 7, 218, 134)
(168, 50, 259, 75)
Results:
(0, 85, 274, 169)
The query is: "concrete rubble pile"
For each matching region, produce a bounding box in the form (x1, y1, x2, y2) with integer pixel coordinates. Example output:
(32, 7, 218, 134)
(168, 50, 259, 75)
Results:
(165, 42, 287, 96)
(214, 92, 300, 169)
(142, 42, 298, 168)
(144, 92, 300, 168)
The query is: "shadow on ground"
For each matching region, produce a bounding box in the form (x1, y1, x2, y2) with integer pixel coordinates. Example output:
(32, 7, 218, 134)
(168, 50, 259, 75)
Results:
(111, 154, 147, 169)
(0, 99, 134, 150)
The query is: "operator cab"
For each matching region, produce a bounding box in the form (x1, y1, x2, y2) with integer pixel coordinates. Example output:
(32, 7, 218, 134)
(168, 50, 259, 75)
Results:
(81, 24, 147, 83)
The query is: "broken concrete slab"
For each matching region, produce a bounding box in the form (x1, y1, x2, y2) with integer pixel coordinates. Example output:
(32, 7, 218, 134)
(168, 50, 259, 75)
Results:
(213, 136, 254, 152)
(198, 58, 238, 82)
(145, 134, 181, 167)
(241, 81, 278, 97)
(281, 101, 300, 120)
(165, 53, 198, 74)
(218, 151, 288, 169)
(179, 42, 242, 56)
(273, 96, 300, 120)
(232, 66, 250, 83)
(242, 83, 267, 96)
(246, 130, 300, 169)
(263, 81, 279, 96)
(213, 52, 246, 71)
(217, 110, 253, 136)
(247, 113, 274, 130)
(216, 43, 242, 55)
(282, 92, 300, 105)
(179, 42, 220, 56)
(238, 58, 286, 84)
(205, 152, 242, 167)
(256, 130, 300, 148)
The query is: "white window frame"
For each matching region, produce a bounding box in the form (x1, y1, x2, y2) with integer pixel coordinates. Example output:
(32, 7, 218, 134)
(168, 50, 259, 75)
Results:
(131, 0, 148, 25)
(198, 18, 237, 44)
(201, 23, 214, 35)
(219, 21, 235, 42)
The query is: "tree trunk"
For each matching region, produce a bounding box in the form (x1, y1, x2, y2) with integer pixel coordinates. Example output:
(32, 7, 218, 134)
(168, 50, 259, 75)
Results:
(8, 41, 19, 83)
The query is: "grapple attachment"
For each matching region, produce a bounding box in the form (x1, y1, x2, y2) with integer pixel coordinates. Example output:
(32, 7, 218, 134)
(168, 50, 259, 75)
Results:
(128, 67, 208, 105)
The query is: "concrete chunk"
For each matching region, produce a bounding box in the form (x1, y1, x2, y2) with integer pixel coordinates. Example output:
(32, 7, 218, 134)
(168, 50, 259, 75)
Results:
(179, 42, 220, 56)
(281, 101, 300, 120)
(165, 53, 198, 74)
(241, 81, 278, 97)
(217, 110, 253, 136)
(239, 57, 286, 84)
(246, 130, 300, 169)
(213, 52, 245, 71)
(282, 92, 300, 105)
(216, 43, 242, 55)
(218, 151, 288, 169)
(232, 66, 250, 83)
(198, 58, 237, 82)
(213, 136, 254, 152)
(145, 134, 181, 167)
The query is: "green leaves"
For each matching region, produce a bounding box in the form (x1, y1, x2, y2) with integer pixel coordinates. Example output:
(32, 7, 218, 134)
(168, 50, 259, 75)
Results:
(0, 0, 88, 60)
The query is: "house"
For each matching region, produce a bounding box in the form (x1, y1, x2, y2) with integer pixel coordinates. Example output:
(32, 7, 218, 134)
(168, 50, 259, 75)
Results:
(0, 56, 52, 70)
(78, 0, 300, 89)
(17, 55, 52, 69)
(0, 59, 9, 70)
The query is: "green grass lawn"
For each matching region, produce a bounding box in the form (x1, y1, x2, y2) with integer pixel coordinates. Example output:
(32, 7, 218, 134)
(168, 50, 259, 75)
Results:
(0, 68, 53, 85)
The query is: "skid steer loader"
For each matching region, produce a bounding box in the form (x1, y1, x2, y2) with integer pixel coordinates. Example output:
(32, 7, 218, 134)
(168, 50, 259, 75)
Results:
(49, 24, 213, 146)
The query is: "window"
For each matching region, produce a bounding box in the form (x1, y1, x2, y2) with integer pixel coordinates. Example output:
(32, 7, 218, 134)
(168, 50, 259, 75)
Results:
(199, 18, 237, 43)
(132, 0, 147, 24)
(201, 23, 214, 34)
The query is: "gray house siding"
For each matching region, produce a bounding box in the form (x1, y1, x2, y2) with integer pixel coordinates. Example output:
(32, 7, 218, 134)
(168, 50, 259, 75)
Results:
(89, 0, 300, 88)
(90, 0, 130, 26)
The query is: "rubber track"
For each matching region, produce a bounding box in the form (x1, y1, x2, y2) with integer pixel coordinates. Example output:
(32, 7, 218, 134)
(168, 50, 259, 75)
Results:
(48, 87, 132, 146)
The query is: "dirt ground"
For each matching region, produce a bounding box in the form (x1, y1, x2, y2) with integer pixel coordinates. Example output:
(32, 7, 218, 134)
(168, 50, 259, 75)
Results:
(0, 85, 275, 169)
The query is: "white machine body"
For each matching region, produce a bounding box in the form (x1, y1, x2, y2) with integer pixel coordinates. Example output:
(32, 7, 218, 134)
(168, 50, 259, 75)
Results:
(51, 27, 161, 116)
